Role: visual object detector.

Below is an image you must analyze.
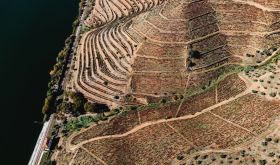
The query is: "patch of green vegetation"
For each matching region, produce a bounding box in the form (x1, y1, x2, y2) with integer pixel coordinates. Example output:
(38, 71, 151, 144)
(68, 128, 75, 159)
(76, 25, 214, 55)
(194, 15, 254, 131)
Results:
(136, 102, 162, 111)
(42, 95, 55, 115)
(42, 33, 75, 115)
(131, 63, 268, 117)
(270, 92, 277, 97)
(185, 65, 245, 98)
(80, 25, 91, 34)
(119, 65, 249, 118)
(63, 108, 120, 135)
(42, 0, 89, 116)
(63, 115, 102, 135)
(57, 91, 110, 116)
(259, 159, 267, 165)
(39, 151, 49, 165)
(63, 53, 280, 134)
(252, 90, 258, 94)
(69, 92, 87, 113)
(261, 52, 280, 66)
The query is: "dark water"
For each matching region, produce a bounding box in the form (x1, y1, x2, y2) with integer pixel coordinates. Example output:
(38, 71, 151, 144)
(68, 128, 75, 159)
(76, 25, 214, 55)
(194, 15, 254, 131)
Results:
(0, 0, 79, 164)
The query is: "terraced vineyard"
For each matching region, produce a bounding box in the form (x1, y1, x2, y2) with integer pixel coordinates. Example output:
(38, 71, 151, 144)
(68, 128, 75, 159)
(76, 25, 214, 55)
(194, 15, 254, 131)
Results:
(55, 0, 280, 164)
(66, 0, 280, 108)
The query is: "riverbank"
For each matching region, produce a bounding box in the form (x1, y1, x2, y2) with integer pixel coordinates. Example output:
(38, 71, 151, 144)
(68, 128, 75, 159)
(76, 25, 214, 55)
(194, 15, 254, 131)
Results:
(41, 0, 89, 118)
(0, 1, 79, 164)
(28, 1, 90, 164)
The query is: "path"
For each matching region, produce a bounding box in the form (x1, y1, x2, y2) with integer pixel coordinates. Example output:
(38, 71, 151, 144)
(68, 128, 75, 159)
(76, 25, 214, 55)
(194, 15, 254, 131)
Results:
(67, 89, 251, 151)
(232, 0, 280, 12)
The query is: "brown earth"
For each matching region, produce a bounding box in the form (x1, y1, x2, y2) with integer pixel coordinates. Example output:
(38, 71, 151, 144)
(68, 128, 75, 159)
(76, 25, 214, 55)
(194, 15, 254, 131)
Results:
(57, 0, 280, 164)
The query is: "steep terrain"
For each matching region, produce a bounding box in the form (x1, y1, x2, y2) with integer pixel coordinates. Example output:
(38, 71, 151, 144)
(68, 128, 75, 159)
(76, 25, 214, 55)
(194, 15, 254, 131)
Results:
(56, 0, 280, 164)
(66, 0, 280, 108)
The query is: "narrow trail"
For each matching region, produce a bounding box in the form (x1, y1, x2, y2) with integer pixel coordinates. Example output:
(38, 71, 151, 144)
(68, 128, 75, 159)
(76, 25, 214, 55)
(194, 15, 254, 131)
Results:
(215, 86, 218, 103)
(65, 0, 280, 161)
(178, 119, 280, 163)
(175, 74, 191, 117)
(209, 111, 258, 136)
(131, 26, 220, 45)
(67, 89, 251, 151)
(137, 110, 142, 124)
(165, 122, 197, 149)
(81, 146, 108, 165)
(68, 149, 78, 165)
(254, 48, 280, 67)
(232, 0, 280, 11)
(145, 20, 187, 34)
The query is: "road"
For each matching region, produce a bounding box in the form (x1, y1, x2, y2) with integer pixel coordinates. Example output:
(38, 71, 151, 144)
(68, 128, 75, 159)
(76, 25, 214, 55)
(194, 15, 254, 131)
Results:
(28, 115, 54, 165)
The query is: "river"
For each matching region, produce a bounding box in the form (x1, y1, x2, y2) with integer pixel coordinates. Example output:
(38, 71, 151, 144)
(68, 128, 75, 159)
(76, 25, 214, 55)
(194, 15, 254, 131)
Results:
(0, 0, 79, 164)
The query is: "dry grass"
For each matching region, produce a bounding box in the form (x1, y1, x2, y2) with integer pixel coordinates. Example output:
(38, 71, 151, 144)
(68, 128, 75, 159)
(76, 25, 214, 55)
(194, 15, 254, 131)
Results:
(72, 148, 103, 165)
(169, 112, 254, 148)
(71, 110, 139, 145)
(217, 74, 247, 102)
(83, 123, 193, 164)
(211, 94, 280, 134)
(177, 88, 216, 117)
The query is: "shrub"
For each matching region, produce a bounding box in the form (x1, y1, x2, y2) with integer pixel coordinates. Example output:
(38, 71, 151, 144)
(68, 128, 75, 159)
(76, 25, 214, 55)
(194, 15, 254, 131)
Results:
(130, 106, 138, 111)
(270, 92, 277, 97)
(94, 103, 110, 113)
(176, 155, 184, 160)
(268, 152, 275, 157)
(240, 150, 246, 157)
(179, 95, 184, 99)
(265, 137, 272, 142)
(42, 95, 54, 114)
(220, 154, 227, 158)
(189, 50, 201, 59)
(259, 159, 267, 165)
(69, 92, 86, 113)
(172, 95, 179, 101)
(252, 90, 258, 93)
(260, 92, 266, 95)
(57, 102, 74, 112)
(194, 155, 200, 160)
(262, 141, 267, 146)
(160, 99, 167, 104)
(243, 66, 255, 72)
(201, 155, 208, 159)
(84, 102, 96, 112)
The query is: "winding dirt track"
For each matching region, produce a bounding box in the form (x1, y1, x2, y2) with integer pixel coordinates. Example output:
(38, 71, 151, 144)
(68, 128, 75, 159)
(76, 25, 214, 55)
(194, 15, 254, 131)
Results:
(67, 89, 251, 151)
(65, 0, 280, 163)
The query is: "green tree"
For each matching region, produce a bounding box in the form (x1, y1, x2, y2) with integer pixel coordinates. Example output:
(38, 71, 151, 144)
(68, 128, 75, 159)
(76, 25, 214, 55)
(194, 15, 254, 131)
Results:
(57, 102, 74, 112)
(84, 102, 96, 112)
(69, 92, 86, 113)
(42, 95, 54, 114)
